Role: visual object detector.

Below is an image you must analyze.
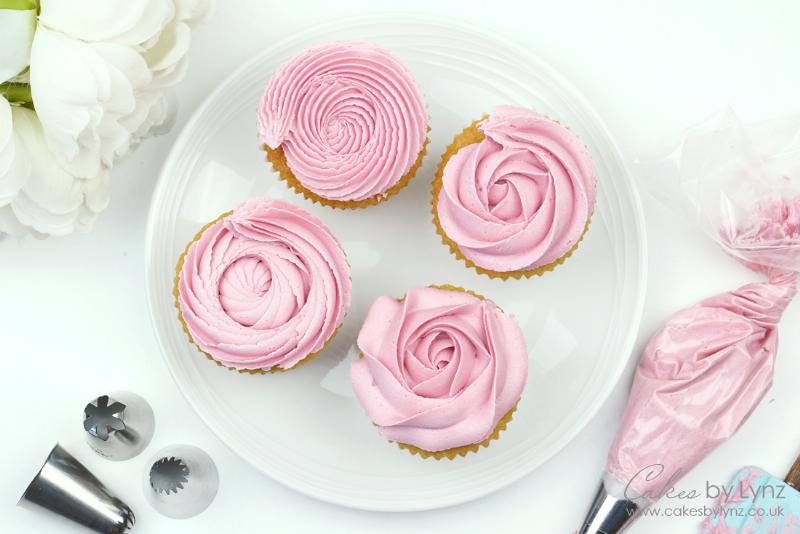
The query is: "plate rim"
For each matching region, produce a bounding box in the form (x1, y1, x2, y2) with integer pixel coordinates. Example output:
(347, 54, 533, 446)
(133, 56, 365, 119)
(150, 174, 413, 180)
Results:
(144, 13, 648, 512)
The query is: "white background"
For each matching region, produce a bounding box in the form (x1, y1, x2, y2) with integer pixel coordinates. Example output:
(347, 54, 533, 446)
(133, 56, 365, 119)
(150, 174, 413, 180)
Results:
(2, 1, 799, 532)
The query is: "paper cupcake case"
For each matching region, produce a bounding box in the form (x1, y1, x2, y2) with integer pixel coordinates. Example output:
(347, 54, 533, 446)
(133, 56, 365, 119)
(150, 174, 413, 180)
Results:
(396, 404, 518, 460)
(431, 115, 593, 280)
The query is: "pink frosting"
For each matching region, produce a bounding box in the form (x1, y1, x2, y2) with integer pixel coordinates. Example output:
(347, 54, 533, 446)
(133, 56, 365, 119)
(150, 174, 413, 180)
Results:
(605, 197, 800, 502)
(177, 198, 351, 371)
(605, 272, 797, 501)
(720, 196, 800, 276)
(350, 286, 528, 452)
(436, 105, 596, 272)
(257, 41, 427, 202)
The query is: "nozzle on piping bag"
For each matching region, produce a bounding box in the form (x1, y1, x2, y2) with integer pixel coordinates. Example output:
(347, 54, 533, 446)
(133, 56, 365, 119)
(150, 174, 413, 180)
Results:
(577, 475, 648, 534)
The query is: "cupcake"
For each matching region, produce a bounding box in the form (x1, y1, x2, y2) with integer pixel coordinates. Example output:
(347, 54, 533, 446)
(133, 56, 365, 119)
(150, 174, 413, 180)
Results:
(433, 105, 597, 279)
(257, 41, 429, 209)
(174, 198, 351, 373)
(350, 285, 528, 459)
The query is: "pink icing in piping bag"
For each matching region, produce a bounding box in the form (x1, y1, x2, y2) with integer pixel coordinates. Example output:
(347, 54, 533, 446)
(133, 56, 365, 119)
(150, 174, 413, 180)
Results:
(578, 110, 800, 534)
(605, 268, 797, 501)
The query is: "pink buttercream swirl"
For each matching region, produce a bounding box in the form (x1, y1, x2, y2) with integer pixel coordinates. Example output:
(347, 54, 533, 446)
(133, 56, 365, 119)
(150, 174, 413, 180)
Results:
(350, 286, 528, 452)
(436, 105, 597, 272)
(177, 198, 351, 371)
(257, 41, 427, 202)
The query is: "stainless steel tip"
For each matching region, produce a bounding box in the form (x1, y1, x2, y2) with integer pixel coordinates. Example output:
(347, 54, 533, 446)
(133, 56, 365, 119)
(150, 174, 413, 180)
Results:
(149, 456, 190, 495)
(143, 444, 218, 519)
(18, 443, 134, 533)
(578, 480, 641, 534)
(83, 391, 154, 461)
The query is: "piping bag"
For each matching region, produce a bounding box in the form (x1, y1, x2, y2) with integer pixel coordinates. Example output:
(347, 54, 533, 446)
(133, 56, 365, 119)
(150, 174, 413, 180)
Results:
(578, 109, 800, 533)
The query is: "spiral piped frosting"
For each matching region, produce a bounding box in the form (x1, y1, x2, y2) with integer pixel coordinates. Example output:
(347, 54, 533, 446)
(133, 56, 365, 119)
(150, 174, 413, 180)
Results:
(176, 198, 351, 371)
(257, 41, 427, 203)
(435, 106, 597, 274)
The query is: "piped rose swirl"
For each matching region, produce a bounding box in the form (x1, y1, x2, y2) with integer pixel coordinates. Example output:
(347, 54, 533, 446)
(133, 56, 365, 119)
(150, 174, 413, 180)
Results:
(350, 286, 528, 455)
(435, 105, 597, 275)
(257, 41, 428, 204)
(176, 198, 351, 372)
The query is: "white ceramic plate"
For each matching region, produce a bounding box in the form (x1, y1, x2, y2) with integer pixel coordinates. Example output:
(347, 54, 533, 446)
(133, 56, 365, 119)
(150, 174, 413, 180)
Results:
(145, 16, 647, 511)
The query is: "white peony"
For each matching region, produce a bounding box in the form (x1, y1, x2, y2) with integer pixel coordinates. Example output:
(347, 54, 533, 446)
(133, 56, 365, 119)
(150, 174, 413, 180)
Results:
(0, 94, 109, 236)
(0, 0, 213, 237)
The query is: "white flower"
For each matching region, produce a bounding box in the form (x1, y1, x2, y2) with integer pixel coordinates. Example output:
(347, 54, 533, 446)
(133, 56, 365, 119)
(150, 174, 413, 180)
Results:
(0, 94, 109, 237)
(36, 0, 213, 146)
(0, 0, 213, 237)
(30, 26, 154, 177)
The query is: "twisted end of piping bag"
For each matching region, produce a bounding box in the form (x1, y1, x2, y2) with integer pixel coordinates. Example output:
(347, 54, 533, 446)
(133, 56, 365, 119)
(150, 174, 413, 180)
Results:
(577, 110, 800, 533)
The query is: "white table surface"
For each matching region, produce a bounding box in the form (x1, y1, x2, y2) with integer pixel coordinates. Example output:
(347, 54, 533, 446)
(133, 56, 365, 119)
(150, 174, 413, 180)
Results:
(3, 1, 799, 532)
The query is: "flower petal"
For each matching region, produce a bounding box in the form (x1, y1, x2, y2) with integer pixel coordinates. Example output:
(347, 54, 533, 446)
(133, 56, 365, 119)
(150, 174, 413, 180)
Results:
(38, 0, 174, 46)
(30, 27, 107, 171)
(12, 106, 83, 214)
(0, 204, 31, 236)
(83, 167, 110, 213)
(0, 95, 30, 205)
(175, 0, 215, 26)
(140, 89, 178, 139)
(0, 94, 11, 154)
(91, 43, 152, 162)
(0, 8, 36, 83)
(142, 20, 191, 72)
(150, 54, 189, 89)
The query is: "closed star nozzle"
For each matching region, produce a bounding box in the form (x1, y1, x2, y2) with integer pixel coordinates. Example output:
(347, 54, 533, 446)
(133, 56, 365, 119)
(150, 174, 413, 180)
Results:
(144, 444, 218, 519)
(149, 457, 190, 495)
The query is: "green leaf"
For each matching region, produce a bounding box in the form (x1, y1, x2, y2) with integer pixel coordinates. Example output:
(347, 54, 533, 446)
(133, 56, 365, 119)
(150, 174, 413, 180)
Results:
(0, 0, 37, 10)
(0, 82, 32, 105)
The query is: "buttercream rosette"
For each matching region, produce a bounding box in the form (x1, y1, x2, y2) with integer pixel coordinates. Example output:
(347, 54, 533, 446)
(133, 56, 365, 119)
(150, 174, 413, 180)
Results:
(257, 41, 429, 209)
(350, 285, 528, 459)
(175, 198, 351, 373)
(433, 105, 597, 279)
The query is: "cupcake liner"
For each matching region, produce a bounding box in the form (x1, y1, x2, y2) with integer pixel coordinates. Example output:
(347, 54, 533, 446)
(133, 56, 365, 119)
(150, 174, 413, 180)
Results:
(431, 116, 593, 280)
(173, 209, 344, 374)
(364, 284, 520, 459)
(427, 282, 489, 303)
(395, 403, 518, 460)
(263, 130, 430, 210)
